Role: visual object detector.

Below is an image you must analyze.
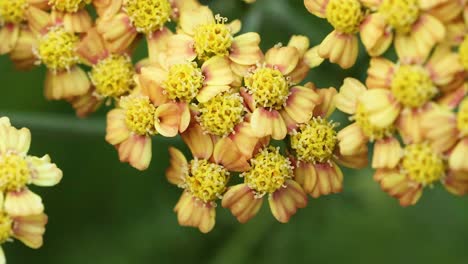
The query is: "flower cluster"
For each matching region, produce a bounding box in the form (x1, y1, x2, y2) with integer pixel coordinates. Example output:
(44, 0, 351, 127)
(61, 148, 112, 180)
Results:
(0, 0, 467, 238)
(0, 117, 62, 262)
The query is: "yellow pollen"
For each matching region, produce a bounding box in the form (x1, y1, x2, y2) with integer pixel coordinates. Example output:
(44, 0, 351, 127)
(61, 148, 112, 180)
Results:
(0, 0, 28, 24)
(242, 146, 293, 197)
(184, 159, 229, 203)
(90, 55, 135, 98)
(391, 65, 436, 108)
(197, 92, 245, 137)
(459, 36, 468, 71)
(244, 67, 289, 110)
(0, 153, 31, 192)
(0, 213, 12, 244)
(48, 0, 91, 13)
(290, 117, 338, 163)
(354, 103, 395, 141)
(193, 15, 233, 61)
(121, 95, 157, 135)
(163, 62, 204, 102)
(457, 98, 468, 136)
(325, 0, 364, 34)
(37, 27, 79, 72)
(379, 0, 420, 34)
(124, 0, 171, 34)
(401, 143, 445, 185)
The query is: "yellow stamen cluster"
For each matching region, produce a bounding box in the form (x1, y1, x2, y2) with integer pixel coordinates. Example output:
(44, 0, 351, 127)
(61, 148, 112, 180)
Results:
(457, 98, 468, 136)
(163, 62, 204, 102)
(325, 0, 364, 34)
(37, 27, 79, 72)
(48, 0, 91, 13)
(124, 0, 171, 34)
(290, 117, 338, 163)
(0, 153, 31, 192)
(0, 0, 28, 24)
(244, 67, 289, 110)
(90, 55, 135, 98)
(354, 103, 394, 141)
(379, 0, 420, 34)
(401, 143, 445, 185)
(459, 36, 468, 71)
(193, 15, 233, 61)
(184, 159, 229, 203)
(121, 95, 157, 135)
(242, 147, 293, 197)
(391, 65, 436, 108)
(0, 213, 12, 244)
(197, 92, 245, 137)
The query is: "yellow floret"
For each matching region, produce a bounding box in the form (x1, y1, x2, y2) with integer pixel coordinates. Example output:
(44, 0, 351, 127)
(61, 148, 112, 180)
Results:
(402, 143, 445, 185)
(37, 27, 79, 71)
(0, 213, 12, 243)
(379, 0, 420, 34)
(185, 159, 229, 202)
(121, 95, 157, 135)
(163, 62, 204, 102)
(391, 65, 436, 108)
(0, 0, 28, 24)
(49, 0, 91, 12)
(244, 67, 289, 110)
(354, 103, 395, 141)
(90, 55, 135, 98)
(124, 0, 171, 34)
(459, 36, 468, 71)
(0, 153, 31, 192)
(325, 0, 364, 34)
(193, 15, 233, 61)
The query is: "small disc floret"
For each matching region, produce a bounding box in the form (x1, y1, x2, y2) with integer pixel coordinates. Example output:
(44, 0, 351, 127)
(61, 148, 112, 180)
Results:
(49, 0, 91, 12)
(391, 65, 436, 108)
(197, 92, 245, 136)
(354, 103, 395, 140)
(457, 98, 468, 136)
(124, 0, 171, 34)
(163, 62, 204, 102)
(193, 15, 233, 61)
(244, 67, 289, 110)
(290, 117, 338, 163)
(37, 27, 80, 71)
(242, 147, 293, 197)
(325, 0, 364, 34)
(90, 55, 135, 98)
(401, 143, 445, 185)
(0, 0, 28, 24)
(0, 213, 12, 244)
(379, 0, 420, 34)
(0, 153, 31, 192)
(121, 95, 157, 135)
(184, 159, 229, 203)
(459, 36, 468, 71)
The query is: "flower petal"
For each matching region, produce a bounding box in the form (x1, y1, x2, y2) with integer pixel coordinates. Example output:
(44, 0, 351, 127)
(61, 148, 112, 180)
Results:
(372, 137, 402, 169)
(310, 162, 343, 198)
(105, 109, 130, 145)
(294, 161, 317, 194)
(117, 134, 152, 170)
(230, 32, 262, 65)
(213, 137, 250, 172)
(269, 180, 307, 223)
(27, 155, 63, 186)
(202, 56, 234, 86)
(251, 108, 287, 140)
(166, 147, 188, 186)
(359, 89, 401, 128)
(174, 192, 216, 233)
(265, 46, 299, 75)
(222, 183, 262, 223)
(154, 103, 180, 137)
(5, 189, 44, 217)
(12, 213, 47, 249)
(181, 123, 213, 160)
(334, 78, 367, 114)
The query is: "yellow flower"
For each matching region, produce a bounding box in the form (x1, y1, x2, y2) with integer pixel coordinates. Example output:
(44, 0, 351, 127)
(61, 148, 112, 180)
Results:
(240, 45, 321, 140)
(167, 123, 250, 233)
(138, 52, 235, 134)
(361, 46, 463, 140)
(0, 0, 46, 69)
(48, 0, 92, 33)
(291, 87, 368, 198)
(305, 0, 367, 68)
(360, 0, 447, 63)
(167, 5, 262, 72)
(0, 117, 62, 217)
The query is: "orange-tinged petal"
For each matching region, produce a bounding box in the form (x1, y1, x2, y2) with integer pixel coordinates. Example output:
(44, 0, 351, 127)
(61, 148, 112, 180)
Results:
(425, 46, 463, 86)
(421, 105, 458, 153)
(12, 213, 47, 249)
(437, 84, 467, 110)
(304, 0, 328, 18)
(96, 13, 137, 53)
(360, 13, 393, 56)
(359, 89, 401, 128)
(265, 46, 300, 75)
(26, 6, 51, 35)
(147, 27, 173, 63)
(334, 77, 367, 114)
(202, 56, 233, 86)
(167, 34, 197, 64)
(230, 32, 262, 65)
(287, 35, 310, 57)
(27, 155, 62, 186)
(372, 137, 402, 169)
(166, 147, 188, 186)
(0, 24, 20, 55)
(93, 0, 123, 18)
(294, 161, 317, 194)
(196, 85, 231, 103)
(396, 107, 428, 144)
(55, 10, 92, 33)
(174, 192, 216, 233)
(251, 108, 287, 140)
(213, 137, 250, 172)
(5, 189, 44, 217)
(178, 6, 214, 35)
(227, 19, 242, 35)
(374, 169, 422, 206)
(181, 123, 214, 160)
(44, 67, 91, 100)
(154, 103, 180, 137)
(304, 45, 325, 68)
(76, 27, 109, 66)
(177, 102, 191, 133)
(449, 139, 468, 172)
(319, 31, 358, 69)
(337, 123, 368, 156)
(443, 170, 468, 196)
(310, 162, 343, 198)
(138, 66, 169, 106)
(313, 87, 337, 118)
(284, 86, 321, 123)
(105, 109, 130, 145)
(222, 183, 262, 223)
(228, 122, 260, 160)
(117, 134, 152, 171)
(9, 28, 38, 70)
(335, 145, 369, 169)
(269, 180, 307, 223)
(366, 57, 395, 89)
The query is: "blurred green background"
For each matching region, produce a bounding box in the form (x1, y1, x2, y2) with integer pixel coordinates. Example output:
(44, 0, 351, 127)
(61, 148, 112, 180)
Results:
(1, 0, 468, 263)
